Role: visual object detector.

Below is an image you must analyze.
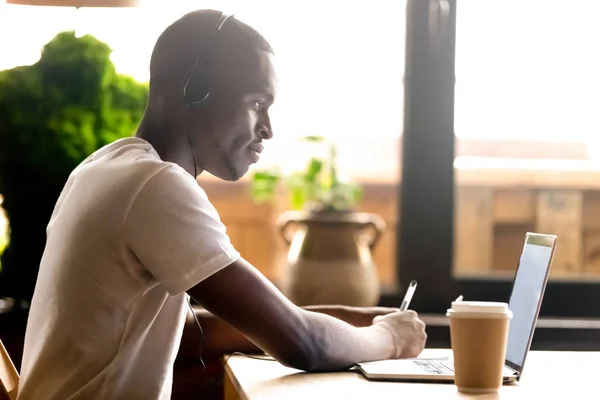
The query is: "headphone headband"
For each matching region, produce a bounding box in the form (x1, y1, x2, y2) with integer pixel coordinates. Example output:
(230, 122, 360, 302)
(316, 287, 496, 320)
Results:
(216, 12, 233, 31)
(182, 11, 234, 106)
(202, 12, 233, 64)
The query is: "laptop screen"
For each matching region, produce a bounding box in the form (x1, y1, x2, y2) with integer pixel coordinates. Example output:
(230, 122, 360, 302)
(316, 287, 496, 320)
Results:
(505, 234, 555, 369)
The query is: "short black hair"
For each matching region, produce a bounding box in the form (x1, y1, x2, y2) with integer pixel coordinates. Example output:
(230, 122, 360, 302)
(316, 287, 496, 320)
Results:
(149, 9, 274, 88)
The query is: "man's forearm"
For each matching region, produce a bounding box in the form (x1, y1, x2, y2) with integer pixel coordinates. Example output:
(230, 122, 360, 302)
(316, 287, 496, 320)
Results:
(177, 305, 396, 362)
(299, 309, 396, 371)
(302, 305, 390, 327)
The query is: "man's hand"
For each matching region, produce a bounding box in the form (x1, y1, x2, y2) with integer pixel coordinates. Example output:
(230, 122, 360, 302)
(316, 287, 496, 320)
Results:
(372, 310, 427, 358)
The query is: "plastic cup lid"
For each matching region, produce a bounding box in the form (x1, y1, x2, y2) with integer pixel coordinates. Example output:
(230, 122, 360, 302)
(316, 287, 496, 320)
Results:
(447, 301, 512, 316)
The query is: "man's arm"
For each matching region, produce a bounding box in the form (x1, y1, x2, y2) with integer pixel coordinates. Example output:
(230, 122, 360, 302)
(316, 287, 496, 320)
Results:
(178, 304, 400, 362)
(121, 168, 422, 369)
(187, 257, 413, 372)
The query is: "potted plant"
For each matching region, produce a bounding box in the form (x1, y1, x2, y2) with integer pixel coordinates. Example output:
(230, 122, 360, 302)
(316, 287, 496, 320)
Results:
(250, 137, 385, 307)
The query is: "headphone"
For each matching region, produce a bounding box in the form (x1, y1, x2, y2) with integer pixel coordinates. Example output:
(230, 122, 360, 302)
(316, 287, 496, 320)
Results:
(182, 12, 234, 106)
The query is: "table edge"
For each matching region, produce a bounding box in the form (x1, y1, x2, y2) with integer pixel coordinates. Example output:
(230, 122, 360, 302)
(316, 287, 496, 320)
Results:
(224, 358, 250, 400)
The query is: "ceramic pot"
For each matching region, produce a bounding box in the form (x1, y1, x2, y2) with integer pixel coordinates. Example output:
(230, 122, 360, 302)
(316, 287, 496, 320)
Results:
(277, 210, 385, 307)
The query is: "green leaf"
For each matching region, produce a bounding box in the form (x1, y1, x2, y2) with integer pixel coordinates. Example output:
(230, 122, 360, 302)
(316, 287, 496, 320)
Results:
(305, 158, 322, 182)
(328, 143, 339, 187)
(290, 187, 305, 210)
(249, 167, 281, 203)
(301, 135, 324, 142)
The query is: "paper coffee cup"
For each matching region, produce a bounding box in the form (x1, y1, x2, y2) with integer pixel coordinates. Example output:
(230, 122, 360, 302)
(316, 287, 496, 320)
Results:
(446, 301, 513, 394)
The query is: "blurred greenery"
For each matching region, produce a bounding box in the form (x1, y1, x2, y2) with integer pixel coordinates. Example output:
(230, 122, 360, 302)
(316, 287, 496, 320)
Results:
(0, 216, 7, 273)
(0, 31, 148, 300)
(250, 136, 363, 212)
(0, 232, 6, 255)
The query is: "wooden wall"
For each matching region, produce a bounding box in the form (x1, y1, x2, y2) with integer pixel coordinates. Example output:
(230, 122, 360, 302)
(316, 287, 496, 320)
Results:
(456, 187, 600, 278)
(201, 169, 600, 288)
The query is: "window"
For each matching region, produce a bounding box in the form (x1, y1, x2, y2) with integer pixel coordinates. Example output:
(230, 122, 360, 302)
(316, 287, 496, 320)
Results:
(395, 0, 600, 327)
(455, 0, 600, 142)
(453, 0, 600, 283)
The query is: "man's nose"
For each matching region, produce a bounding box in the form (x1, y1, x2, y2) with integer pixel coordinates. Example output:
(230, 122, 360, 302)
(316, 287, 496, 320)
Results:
(259, 127, 273, 140)
(258, 116, 274, 140)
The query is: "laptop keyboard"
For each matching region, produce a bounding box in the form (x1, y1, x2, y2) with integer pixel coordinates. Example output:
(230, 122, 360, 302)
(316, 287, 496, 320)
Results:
(414, 360, 455, 375)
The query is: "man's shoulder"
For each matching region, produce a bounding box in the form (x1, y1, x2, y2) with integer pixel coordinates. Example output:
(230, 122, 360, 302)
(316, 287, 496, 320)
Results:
(79, 137, 157, 168)
(136, 162, 209, 204)
(78, 137, 181, 183)
(68, 137, 195, 206)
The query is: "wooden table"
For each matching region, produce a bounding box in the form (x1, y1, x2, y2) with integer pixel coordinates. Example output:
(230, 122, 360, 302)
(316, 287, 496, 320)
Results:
(224, 349, 599, 399)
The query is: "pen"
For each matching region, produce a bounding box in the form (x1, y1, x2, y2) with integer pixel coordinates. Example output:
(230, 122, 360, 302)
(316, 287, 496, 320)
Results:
(400, 280, 418, 311)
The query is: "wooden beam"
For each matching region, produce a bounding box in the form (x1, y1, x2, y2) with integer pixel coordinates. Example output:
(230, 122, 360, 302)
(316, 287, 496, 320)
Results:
(454, 187, 493, 274)
(536, 191, 583, 276)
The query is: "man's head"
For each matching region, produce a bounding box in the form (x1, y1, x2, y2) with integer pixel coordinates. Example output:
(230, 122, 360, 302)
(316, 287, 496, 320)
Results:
(147, 10, 277, 180)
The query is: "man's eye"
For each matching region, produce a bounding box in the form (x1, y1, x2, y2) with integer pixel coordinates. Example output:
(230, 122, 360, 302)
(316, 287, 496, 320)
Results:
(253, 100, 264, 110)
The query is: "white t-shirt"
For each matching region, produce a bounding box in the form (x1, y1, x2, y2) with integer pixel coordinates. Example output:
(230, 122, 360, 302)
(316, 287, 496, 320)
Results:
(17, 137, 240, 400)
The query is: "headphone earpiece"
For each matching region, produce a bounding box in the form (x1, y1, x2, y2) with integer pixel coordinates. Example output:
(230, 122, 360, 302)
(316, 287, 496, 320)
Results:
(183, 69, 211, 106)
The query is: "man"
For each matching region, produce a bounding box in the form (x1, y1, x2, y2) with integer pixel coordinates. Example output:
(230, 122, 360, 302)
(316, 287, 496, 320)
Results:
(17, 9, 426, 400)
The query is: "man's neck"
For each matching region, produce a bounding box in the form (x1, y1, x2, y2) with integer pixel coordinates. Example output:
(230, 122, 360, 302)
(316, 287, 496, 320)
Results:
(135, 116, 202, 178)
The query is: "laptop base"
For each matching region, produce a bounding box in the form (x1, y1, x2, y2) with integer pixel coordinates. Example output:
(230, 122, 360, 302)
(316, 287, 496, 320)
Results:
(355, 358, 518, 384)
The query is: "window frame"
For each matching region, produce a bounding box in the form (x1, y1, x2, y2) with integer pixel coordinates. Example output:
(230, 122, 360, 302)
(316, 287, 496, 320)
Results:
(390, 0, 600, 320)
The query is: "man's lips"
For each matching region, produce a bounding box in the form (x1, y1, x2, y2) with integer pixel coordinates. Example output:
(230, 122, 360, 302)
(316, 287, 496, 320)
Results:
(247, 143, 264, 163)
(248, 143, 264, 154)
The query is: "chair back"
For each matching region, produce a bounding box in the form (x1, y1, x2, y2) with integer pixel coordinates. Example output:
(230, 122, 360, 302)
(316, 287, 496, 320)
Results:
(0, 338, 19, 400)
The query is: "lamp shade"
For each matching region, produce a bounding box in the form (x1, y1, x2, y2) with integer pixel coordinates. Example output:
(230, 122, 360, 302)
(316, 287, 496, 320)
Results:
(6, 0, 138, 6)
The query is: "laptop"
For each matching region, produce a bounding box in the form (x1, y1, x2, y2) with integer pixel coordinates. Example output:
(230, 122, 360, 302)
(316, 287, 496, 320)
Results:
(355, 232, 557, 384)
